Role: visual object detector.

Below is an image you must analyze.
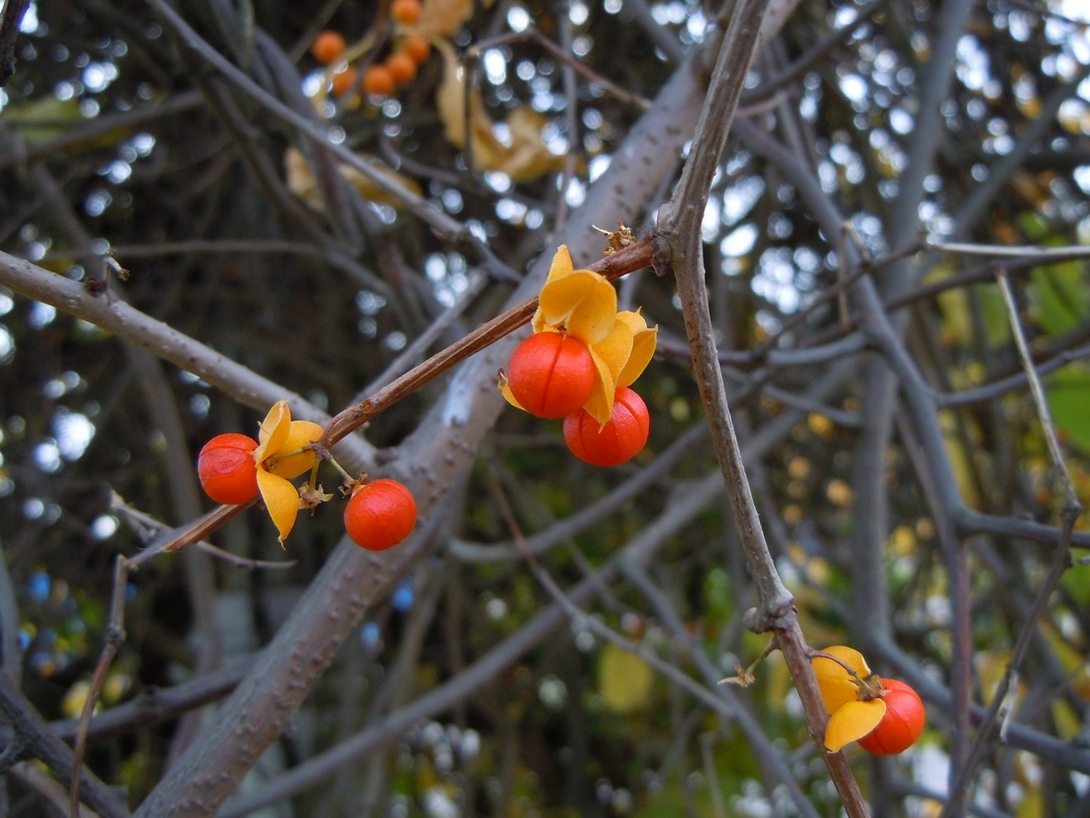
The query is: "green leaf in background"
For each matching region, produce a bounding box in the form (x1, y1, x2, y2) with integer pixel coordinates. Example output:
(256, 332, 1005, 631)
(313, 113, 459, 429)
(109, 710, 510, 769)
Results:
(0, 96, 84, 143)
(927, 264, 1010, 349)
(1017, 211, 1089, 338)
(1030, 261, 1087, 337)
(1045, 364, 1090, 453)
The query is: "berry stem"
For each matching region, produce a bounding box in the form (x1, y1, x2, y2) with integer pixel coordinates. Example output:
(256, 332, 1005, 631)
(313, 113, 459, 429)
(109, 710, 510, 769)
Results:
(809, 649, 885, 699)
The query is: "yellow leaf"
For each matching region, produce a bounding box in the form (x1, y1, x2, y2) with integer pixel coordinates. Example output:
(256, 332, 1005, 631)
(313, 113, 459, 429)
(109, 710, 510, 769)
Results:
(435, 40, 502, 154)
(257, 469, 301, 544)
(284, 147, 421, 210)
(1051, 697, 1081, 741)
(434, 41, 565, 183)
(938, 410, 982, 509)
(413, 0, 474, 39)
(1016, 782, 1044, 818)
(824, 699, 886, 752)
(267, 420, 323, 479)
(492, 106, 567, 183)
(598, 643, 653, 712)
(812, 645, 871, 714)
(61, 681, 92, 719)
(1, 96, 85, 143)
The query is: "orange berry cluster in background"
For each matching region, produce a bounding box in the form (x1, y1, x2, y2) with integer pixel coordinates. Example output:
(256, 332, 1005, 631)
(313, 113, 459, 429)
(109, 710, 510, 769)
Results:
(310, 0, 431, 100)
(391, 0, 422, 25)
(360, 33, 430, 97)
(310, 29, 347, 64)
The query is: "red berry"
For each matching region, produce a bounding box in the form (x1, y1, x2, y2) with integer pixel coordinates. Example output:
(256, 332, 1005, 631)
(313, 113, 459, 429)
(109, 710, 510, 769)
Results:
(563, 387, 649, 467)
(507, 333, 596, 419)
(345, 479, 417, 551)
(857, 679, 926, 755)
(197, 433, 259, 505)
(311, 30, 346, 64)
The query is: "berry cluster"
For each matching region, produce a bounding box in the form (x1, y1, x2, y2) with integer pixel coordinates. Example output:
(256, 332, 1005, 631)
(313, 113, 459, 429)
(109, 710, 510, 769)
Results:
(501, 245, 657, 468)
(310, 0, 431, 99)
(505, 334, 651, 467)
(197, 401, 417, 551)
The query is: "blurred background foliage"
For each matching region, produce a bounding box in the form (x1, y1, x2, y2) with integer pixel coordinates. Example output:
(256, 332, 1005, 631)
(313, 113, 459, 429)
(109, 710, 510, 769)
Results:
(0, 0, 1089, 816)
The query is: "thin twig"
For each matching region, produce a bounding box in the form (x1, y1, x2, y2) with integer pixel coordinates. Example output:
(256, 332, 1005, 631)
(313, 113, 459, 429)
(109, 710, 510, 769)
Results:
(466, 28, 652, 111)
(994, 271, 1083, 514)
(938, 272, 1086, 818)
(0, 670, 129, 818)
(927, 240, 1090, 260)
(653, 0, 871, 812)
(70, 557, 129, 818)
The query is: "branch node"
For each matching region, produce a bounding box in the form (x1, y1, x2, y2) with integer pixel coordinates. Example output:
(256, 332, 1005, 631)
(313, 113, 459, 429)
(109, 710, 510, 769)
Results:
(742, 598, 795, 634)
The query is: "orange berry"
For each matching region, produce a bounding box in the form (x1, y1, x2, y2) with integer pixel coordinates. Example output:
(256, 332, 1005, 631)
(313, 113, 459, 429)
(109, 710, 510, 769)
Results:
(401, 34, 431, 64)
(563, 387, 650, 468)
(507, 333, 596, 419)
(198, 433, 259, 505)
(331, 68, 359, 96)
(311, 30, 346, 64)
(390, 0, 422, 25)
(362, 64, 396, 96)
(344, 479, 418, 551)
(385, 51, 417, 84)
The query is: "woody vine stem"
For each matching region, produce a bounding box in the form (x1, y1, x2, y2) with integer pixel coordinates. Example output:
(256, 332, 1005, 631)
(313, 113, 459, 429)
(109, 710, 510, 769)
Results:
(653, 0, 870, 815)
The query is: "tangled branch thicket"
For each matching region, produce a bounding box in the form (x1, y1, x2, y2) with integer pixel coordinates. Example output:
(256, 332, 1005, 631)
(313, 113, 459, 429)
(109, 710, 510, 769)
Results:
(0, 1, 1089, 816)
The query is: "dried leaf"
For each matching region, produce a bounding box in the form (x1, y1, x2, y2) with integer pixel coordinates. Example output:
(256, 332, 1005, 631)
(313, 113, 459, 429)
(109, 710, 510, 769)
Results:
(719, 665, 756, 687)
(435, 41, 566, 183)
(284, 146, 421, 210)
(413, 0, 474, 39)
